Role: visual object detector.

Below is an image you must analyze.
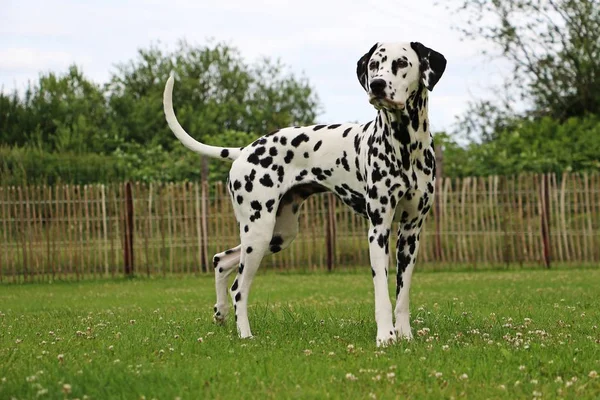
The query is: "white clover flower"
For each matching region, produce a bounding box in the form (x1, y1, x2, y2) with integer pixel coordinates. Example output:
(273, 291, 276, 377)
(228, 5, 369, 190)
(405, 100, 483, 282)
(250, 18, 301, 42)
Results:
(62, 384, 72, 394)
(345, 373, 358, 381)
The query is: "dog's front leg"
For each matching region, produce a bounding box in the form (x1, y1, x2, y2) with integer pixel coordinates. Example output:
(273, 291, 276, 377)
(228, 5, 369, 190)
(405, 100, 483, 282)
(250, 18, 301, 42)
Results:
(394, 223, 424, 340)
(368, 220, 395, 347)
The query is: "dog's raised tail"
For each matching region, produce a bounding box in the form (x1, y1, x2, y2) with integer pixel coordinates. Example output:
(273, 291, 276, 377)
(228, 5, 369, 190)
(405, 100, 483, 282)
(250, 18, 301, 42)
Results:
(163, 74, 241, 161)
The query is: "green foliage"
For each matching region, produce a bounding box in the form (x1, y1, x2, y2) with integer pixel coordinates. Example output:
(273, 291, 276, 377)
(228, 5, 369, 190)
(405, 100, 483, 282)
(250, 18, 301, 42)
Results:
(0, 129, 262, 185)
(442, 0, 600, 177)
(0, 40, 319, 184)
(106, 40, 319, 150)
(0, 146, 127, 185)
(438, 115, 600, 177)
(451, 0, 600, 148)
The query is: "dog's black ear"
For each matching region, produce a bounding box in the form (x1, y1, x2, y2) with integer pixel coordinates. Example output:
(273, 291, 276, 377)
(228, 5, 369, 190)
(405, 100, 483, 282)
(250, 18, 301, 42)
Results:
(410, 42, 447, 91)
(356, 43, 379, 92)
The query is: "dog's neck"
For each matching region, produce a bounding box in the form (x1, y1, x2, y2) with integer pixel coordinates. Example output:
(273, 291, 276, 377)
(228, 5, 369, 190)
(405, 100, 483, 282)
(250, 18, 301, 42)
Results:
(376, 85, 431, 152)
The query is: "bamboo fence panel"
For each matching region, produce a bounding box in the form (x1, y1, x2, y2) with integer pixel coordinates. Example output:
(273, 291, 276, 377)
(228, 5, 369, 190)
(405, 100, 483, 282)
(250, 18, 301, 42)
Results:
(1, 173, 599, 280)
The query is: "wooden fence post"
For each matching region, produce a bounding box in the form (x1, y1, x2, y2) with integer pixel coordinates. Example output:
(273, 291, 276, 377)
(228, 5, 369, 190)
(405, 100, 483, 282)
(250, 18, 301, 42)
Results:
(200, 157, 210, 272)
(124, 182, 134, 276)
(540, 174, 551, 268)
(325, 193, 336, 271)
(434, 143, 443, 263)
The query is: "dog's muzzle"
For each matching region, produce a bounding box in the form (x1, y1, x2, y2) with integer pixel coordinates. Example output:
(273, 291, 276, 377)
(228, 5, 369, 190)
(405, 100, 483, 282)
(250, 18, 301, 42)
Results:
(369, 95, 405, 110)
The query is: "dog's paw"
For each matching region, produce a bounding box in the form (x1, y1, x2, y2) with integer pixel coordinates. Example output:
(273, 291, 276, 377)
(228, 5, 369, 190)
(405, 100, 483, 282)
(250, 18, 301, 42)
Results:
(376, 330, 397, 347)
(213, 313, 226, 325)
(394, 326, 413, 341)
(213, 305, 228, 325)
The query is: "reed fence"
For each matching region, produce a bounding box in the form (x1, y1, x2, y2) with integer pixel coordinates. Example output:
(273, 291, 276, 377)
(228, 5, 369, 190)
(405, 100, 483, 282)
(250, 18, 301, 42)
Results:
(1, 173, 599, 282)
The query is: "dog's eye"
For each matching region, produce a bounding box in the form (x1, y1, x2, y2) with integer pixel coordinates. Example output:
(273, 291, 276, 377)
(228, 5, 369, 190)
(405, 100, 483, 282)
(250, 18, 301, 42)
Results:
(369, 61, 379, 70)
(396, 58, 408, 69)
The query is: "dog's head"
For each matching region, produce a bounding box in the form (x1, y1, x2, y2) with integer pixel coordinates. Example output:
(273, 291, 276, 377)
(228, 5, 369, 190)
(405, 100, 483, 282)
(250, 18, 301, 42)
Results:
(356, 42, 446, 111)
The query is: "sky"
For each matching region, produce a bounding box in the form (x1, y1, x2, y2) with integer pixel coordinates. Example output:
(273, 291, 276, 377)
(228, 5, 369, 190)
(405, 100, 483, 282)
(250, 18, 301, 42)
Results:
(0, 0, 509, 134)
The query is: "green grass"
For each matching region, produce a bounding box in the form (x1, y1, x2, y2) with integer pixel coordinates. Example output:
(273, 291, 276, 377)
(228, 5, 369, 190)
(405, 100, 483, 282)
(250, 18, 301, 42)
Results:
(1, 268, 599, 399)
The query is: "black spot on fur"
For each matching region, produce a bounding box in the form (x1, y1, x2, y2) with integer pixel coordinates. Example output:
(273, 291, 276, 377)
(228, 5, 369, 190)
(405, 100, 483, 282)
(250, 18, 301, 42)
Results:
(284, 150, 294, 163)
(270, 235, 284, 246)
(313, 140, 323, 151)
(269, 235, 284, 253)
(244, 170, 256, 192)
(260, 174, 274, 187)
(291, 133, 310, 147)
(313, 124, 326, 131)
(247, 153, 260, 165)
(221, 149, 229, 158)
(265, 199, 275, 213)
(235, 292, 241, 302)
(392, 121, 411, 145)
(246, 246, 253, 254)
(260, 156, 273, 168)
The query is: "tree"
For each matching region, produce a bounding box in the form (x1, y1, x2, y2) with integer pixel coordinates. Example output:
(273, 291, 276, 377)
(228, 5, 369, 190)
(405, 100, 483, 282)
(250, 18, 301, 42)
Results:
(453, 0, 600, 139)
(107, 40, 320, 150)
(0, 65, 109, 152)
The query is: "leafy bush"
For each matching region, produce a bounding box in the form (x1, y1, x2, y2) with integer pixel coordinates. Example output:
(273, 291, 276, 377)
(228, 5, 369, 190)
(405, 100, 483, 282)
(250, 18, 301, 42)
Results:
(438, 115, 600, 177)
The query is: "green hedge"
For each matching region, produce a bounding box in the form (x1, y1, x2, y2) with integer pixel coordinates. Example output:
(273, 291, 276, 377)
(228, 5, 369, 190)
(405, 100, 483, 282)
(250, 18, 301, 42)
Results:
(0, 146, 128, 185)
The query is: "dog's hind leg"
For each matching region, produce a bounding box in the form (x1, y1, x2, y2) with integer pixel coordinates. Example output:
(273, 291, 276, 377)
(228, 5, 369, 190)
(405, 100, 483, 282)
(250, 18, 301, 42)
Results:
(229, 214, 277, 339)
(213, 245, 241, 324)
(225, 184, 322, 337)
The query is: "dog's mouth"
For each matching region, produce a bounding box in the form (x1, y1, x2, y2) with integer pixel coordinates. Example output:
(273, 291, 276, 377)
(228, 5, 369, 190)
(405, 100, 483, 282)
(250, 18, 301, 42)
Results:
(369, 95, 405, 110)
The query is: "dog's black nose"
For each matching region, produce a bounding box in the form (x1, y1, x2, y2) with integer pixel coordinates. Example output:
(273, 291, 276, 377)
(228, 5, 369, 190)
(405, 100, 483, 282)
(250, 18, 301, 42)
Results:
(369, 79, 386, 95)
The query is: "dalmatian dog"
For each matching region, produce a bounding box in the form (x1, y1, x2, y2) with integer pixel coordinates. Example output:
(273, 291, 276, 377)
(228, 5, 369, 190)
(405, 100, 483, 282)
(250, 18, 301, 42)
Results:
(163, 41, 446, 346)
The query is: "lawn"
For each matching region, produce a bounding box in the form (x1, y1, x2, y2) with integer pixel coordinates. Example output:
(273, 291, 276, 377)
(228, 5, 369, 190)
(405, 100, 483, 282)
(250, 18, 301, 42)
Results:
(1, 268, 599, 399)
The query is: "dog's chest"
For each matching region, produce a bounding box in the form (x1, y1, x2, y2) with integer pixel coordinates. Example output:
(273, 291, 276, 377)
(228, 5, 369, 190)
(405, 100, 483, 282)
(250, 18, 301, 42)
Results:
(395, 149, 436, 222)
